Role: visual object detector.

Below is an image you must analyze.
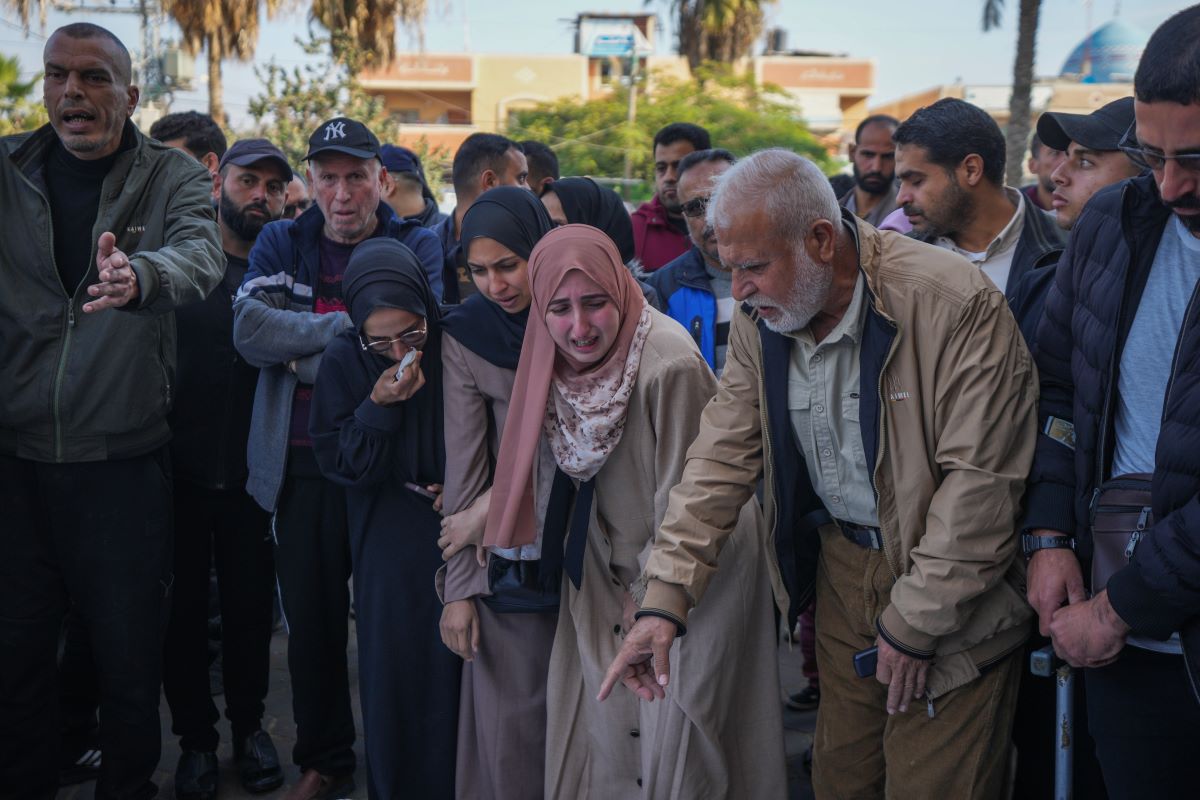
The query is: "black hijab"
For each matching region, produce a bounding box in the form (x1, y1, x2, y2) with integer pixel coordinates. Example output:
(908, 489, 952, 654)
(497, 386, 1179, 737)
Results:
(343, 238, 444, 482)
(440, 187, 553, 370)
(547, 177, 636, 264)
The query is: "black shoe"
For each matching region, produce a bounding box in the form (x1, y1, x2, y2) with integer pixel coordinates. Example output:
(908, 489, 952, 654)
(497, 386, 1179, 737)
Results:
(786, 684, 820, 712)
(59, 743, 102, 786)
(234, 730, 285, 794)
(175, 750, 219, 800)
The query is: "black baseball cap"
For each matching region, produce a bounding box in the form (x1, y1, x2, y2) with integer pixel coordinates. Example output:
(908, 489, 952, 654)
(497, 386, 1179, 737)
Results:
(305, 117, 381, 161)
(1037, 97, 1135, 153)
(218, 138, 292, 181)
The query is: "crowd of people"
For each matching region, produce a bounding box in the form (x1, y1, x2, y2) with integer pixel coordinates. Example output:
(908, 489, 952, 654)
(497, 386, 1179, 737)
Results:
(1, 8, 1198, 800)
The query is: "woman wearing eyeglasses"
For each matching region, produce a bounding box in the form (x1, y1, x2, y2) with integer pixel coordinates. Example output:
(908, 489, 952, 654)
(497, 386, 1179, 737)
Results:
(487, 225, 786, 799)
(309, 238, 460, 799)
(434, 186, 559, 800)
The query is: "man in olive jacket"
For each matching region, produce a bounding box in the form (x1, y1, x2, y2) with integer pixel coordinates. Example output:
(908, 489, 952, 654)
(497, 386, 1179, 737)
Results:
(602, 149, 1037, 797)
(0, 23, 222, 800)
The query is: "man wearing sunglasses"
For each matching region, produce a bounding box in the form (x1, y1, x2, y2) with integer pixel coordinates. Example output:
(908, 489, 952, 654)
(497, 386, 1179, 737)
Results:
(645, 148, 736, 374)
(1022, 7, 1200, 796)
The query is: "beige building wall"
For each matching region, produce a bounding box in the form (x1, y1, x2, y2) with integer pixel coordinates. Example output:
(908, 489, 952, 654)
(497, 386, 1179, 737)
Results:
(472, 54, 589, 132)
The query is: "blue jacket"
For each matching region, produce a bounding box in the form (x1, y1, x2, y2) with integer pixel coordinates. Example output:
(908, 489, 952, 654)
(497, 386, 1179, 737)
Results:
(1025, 174, 1200, 697)
(644, 247, 718, 370)
(232, 202, 439, 511)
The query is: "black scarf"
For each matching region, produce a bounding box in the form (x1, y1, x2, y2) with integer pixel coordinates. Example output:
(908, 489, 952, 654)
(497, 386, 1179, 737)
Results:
(343, 238, 445, 483)
(548, 177, 636, 264)
(440, 187, 553, 370)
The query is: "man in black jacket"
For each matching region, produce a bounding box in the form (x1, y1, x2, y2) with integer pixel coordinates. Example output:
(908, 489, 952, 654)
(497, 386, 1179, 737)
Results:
(1023, 7, 1200, 796)
(894, 97, 1064, 301)
(163, 136, 293, 800)
(0, 23, 222, 800)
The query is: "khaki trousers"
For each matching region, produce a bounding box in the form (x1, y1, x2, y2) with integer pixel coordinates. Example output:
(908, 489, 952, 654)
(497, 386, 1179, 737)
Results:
(811, 527, 1021, 800)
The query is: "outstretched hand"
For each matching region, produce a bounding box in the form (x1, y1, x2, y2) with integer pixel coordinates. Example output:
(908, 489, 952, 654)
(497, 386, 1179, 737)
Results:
(84, 232, 140, 312)
(598, 615, 677, 703)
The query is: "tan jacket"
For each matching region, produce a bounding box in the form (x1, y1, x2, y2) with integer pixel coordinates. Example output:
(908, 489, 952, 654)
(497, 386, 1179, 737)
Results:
(643, 220, 1038, 691)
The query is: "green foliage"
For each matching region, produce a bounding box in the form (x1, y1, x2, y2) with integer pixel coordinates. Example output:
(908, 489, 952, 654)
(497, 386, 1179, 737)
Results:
(509, 64, 833, 200)
(242, 30, 448, 172)
(0, 53, 47, 136)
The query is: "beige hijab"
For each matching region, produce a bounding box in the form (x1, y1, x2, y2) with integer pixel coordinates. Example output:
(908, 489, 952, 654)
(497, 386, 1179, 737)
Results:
(484, 224, 650, 549)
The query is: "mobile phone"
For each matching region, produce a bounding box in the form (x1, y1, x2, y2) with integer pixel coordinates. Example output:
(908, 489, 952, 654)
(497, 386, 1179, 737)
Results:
(853, 646, 879, 678)
(404, 481, 438, 501)
(394, 349, 419, 381)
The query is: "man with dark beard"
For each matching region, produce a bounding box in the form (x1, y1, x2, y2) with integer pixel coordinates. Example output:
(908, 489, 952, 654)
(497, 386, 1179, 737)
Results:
(839, 115, 899, 225)
(894, 98, 1064, 301)
(163, 138, 292, 800)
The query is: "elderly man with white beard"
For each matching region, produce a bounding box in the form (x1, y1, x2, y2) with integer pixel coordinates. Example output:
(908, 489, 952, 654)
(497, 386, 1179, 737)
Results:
(601, 148, 1039, 799)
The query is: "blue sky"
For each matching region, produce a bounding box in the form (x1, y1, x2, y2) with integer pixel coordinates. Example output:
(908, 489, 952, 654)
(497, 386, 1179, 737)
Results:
(0, 0, 1186, 128)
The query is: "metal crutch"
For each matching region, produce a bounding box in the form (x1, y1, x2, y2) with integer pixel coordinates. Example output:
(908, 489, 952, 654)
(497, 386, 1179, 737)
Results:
(1031, 645, 1074, 800)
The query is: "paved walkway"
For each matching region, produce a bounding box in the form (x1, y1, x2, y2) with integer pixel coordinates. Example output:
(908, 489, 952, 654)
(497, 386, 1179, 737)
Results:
(62, 624, 816, 799)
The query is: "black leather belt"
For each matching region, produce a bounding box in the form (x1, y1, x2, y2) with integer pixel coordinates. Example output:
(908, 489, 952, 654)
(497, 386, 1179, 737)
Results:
(836, 519, 883, 550)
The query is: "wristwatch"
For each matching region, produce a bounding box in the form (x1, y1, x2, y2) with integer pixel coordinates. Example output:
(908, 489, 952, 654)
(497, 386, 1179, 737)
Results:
(1021, 533, 1075, 559)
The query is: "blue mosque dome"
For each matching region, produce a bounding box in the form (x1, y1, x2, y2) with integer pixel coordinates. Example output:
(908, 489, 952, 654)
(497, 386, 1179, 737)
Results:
(1060, 20, 1147, 83)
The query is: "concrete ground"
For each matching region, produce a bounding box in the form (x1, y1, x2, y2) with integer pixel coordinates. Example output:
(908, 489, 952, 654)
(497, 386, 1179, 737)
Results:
(62, 624, 816, 799)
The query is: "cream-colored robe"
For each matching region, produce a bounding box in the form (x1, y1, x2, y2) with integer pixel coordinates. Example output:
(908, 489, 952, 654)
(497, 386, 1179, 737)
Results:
(545, 309, 786, 800)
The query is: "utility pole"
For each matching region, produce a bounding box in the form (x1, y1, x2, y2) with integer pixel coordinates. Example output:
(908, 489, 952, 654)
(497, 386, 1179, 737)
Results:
(621, 50, 639, 200)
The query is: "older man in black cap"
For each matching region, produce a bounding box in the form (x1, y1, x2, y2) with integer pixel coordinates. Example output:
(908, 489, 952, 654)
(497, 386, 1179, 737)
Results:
(163, 137, 293, 800)
(232, 117, 440, 800)
(380, 143, 446, 229)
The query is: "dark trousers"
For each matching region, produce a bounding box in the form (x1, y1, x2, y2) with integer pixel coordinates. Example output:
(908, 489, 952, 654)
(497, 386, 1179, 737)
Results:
(273, 464, 356, 777)
(59, 607, 101, 756)
(1086, 645, 1200, 799)
(163, 480, 274, 753)
(0, 451, 172, 800)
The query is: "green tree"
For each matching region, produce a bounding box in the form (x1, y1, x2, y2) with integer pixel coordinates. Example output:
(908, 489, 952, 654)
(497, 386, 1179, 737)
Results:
(509, 64, 832, 201)
(663, 0, 776, 72)
(243, 30, 447, 173)
(0, 53, 48, 135)
(984, 0, 1043, 186)
(163, 0, 282, 127)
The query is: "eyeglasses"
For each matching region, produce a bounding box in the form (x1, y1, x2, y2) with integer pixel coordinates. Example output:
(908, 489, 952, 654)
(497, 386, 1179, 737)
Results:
(1118, 125, 1200, 174)
(359, 325, 427, 354)
(284, 199, 312, 217)
(680, 196, 710, 219)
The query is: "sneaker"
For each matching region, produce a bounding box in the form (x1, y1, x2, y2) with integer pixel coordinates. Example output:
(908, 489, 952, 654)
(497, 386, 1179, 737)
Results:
(785, 684, 820, 712)
(59, 744, 102, 786)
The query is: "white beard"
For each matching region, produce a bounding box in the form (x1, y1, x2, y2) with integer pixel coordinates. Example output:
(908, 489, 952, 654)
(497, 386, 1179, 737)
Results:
(746, 251, 832, 334)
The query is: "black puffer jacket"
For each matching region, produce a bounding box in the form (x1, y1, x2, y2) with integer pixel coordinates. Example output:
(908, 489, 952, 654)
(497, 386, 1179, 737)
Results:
(1024, 174, 1200, 699)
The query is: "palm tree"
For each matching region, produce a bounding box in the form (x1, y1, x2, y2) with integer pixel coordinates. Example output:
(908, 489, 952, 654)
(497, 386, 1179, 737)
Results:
(309, 0, 429, 64)
(0, 0, 46, 31)
(984, 0, 1044, 186)
(665, 0, 775, 72)
(163, 0, 281, 126)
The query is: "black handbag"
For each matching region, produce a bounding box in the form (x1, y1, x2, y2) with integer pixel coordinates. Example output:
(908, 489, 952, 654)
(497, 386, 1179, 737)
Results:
(480, 555, 560, 614)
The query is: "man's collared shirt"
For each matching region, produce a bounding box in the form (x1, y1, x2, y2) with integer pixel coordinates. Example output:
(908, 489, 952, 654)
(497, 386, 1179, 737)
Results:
(934, 187, 1026, 293)
(840, 183, 899, 228)
(786, 273, 880, 527)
